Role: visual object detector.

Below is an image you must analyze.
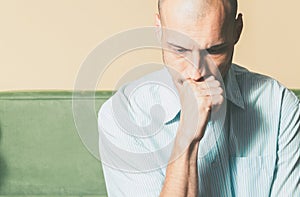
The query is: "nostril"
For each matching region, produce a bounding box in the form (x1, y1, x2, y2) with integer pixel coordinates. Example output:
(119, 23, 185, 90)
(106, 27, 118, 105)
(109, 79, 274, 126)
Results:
(190, 69, 202, 82)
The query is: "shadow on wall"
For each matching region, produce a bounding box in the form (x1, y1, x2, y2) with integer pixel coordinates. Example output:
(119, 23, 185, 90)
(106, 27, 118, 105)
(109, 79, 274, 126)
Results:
(0, 124, 8, 191)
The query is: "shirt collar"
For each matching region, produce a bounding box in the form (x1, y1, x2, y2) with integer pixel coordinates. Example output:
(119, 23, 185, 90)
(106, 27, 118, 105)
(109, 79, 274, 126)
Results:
(161, 64, 245, 124)
(224, 65, 245, 110)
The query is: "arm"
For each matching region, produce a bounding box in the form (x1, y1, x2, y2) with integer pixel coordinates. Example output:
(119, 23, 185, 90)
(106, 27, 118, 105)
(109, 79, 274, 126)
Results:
(160, 140, 199, 197)
(270, 89, 300, 196)
(98, 99, 166, 197)
(160, 76, 224, 196)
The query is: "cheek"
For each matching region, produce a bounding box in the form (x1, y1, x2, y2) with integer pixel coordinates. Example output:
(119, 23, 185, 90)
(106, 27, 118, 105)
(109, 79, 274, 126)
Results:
(211, 47, 233, 66)
(163, 50, 190, 74)
(210, 53, 233, 76)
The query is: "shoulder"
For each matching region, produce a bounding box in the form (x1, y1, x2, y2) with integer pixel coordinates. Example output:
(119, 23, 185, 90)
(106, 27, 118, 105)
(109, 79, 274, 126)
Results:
(97, 68, 179, 155)
(232, 63, 277, 87)
(232, 64, 299, 105)
(99, 68, 168, 112)
(97, 67, 176, 136)
(98, 67, 179, 124)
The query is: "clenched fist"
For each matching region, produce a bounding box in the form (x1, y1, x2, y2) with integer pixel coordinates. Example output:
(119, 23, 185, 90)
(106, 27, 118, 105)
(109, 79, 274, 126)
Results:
(174, 75, 224, 148)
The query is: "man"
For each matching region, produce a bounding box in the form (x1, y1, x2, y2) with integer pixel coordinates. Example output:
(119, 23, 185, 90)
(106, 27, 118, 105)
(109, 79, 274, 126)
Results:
(98, 0, 299, 196)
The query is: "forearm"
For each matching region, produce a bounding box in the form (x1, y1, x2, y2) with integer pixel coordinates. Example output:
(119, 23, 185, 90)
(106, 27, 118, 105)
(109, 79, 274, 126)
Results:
(159, 75, 220, 196)
(160, 140, 200, 197)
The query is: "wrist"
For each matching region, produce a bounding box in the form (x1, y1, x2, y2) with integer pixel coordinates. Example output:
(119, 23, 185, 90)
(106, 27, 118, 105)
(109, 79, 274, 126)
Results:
(170, 135, 200, 163)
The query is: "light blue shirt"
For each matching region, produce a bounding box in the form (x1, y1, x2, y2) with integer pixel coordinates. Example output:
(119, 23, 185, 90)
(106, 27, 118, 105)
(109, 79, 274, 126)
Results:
(98, 64, 300, 197)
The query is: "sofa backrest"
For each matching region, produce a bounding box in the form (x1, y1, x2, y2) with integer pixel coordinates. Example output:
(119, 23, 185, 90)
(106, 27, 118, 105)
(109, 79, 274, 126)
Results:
(0, 91, 113, 196)
(0, 90, 299, 196)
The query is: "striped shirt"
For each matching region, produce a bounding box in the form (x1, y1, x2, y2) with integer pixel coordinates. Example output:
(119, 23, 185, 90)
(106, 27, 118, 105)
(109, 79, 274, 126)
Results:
(98, 64, 300, 197)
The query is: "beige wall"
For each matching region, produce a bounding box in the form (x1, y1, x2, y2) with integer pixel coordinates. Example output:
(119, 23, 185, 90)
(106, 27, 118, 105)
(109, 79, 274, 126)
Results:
(0, 0, 299, 91)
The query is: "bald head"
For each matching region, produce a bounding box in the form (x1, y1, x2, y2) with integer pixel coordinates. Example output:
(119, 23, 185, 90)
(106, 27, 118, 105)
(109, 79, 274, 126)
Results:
(158, 0, 238, 21)
(157, 0, 243, 80)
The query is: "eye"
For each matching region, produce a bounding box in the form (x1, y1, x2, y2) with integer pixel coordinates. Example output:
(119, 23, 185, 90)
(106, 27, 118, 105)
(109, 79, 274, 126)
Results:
(207, 48, 219, 54)
(207, 45, 228, 55)
(175, 48, 188, 53)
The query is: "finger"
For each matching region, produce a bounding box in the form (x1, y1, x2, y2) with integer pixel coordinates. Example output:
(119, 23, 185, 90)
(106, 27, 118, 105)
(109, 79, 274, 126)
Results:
(185, 79, 223, 94)
(204, 75, 215, 82)
(199, 95, 213, 111)
(207, 87, 223, 95)
(182, 78, 195, 87)
(211, 94, 224, 106)
(195, 87, 223, 97)
(207, 80, 221, 88)
(195, 89, 212, 97)
(194, 80, 221, 90)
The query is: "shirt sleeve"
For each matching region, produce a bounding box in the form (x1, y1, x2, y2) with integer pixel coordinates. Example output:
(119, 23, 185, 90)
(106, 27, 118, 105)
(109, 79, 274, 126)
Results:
(97, 99, 165, 197)
(101, 164, 164, 197)
(270, 89, 300, 196)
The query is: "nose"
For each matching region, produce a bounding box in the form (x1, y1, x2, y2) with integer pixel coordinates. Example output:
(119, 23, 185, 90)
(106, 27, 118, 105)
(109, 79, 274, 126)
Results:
(190, 50, 206, 81)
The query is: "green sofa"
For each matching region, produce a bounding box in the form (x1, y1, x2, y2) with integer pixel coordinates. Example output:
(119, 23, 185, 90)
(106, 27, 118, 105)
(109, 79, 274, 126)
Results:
(0, 91, 113, 197)
(0, 90, 299, 196)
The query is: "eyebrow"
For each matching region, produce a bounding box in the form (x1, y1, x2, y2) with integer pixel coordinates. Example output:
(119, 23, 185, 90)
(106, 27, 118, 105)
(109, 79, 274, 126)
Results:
(167, 41, 228, 51)
(167, 42, 191, 50)
(207, 42, 229, 50)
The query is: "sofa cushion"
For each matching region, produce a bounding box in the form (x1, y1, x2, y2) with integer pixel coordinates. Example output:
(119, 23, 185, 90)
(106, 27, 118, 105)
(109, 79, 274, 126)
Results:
(0, 91, 113, 196)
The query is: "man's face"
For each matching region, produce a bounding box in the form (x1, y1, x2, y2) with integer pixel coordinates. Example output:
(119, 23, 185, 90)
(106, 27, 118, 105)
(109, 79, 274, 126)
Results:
(157, 0, 242, 81)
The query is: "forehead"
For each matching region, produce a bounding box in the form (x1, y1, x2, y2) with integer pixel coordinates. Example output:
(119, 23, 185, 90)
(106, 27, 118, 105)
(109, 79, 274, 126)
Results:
(160, 0, 231, 48)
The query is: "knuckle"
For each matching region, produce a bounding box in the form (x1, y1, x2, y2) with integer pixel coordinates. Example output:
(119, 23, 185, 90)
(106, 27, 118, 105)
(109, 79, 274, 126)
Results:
(219, 95, 224, 103)
(218, 87, 224, 94)
(217, 95, 224, 105)
(214, 80, 221, 87)
(201, 82, 208, 89)
(210, 76, 216, 80)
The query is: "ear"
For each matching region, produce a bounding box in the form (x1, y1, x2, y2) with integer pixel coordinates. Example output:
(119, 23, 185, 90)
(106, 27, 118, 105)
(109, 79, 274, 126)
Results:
(155, 13, 162, 41)
(233, 13, 243, 44)
(155, 13, 162, 27)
